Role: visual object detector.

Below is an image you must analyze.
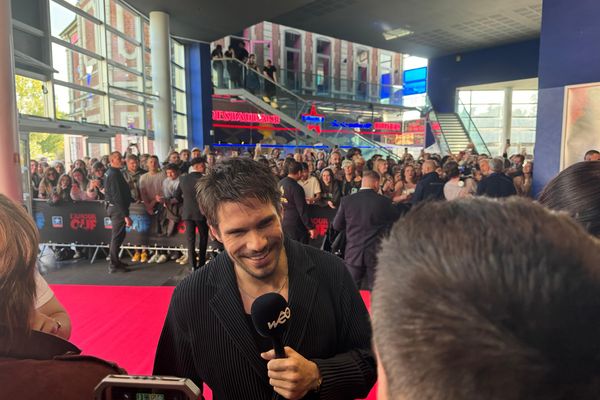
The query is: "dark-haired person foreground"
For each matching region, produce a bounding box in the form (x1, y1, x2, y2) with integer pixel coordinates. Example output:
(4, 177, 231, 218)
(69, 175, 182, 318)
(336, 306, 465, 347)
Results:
(0, 194, 124, 399)
(372, 197, 600, 400)
(154, 158, 375, 400)
(539, 160, 600, 236)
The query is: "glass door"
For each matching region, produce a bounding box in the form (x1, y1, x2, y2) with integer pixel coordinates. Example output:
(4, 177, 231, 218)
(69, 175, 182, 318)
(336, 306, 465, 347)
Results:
(19, 132, 32, 211)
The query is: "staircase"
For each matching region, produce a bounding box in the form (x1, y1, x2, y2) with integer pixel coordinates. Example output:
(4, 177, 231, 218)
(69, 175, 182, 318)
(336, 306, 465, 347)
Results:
(436, 113, 471, 154)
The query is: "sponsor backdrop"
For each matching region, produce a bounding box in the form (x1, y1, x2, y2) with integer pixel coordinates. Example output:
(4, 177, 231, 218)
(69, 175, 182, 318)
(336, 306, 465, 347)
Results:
(33, 200, 337, 249)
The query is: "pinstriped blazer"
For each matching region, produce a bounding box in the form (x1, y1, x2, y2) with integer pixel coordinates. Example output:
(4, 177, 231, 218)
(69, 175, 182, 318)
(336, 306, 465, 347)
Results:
(153, 237, 376, 400)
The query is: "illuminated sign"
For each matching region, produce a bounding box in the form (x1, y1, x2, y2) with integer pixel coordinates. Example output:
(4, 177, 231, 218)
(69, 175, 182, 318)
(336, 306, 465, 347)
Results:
(212, 110, 280, 124)
(331, 120, 372, 129)
(301, 104, 325, 134)
(374, 122, 402, 131)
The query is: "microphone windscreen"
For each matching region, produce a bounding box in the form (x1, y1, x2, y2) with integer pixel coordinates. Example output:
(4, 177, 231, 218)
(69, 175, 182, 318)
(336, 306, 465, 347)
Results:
(250, 292, 290, 339)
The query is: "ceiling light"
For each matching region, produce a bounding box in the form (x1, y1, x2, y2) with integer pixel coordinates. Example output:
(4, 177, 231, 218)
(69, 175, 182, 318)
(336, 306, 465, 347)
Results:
(383, 27, 413, 41)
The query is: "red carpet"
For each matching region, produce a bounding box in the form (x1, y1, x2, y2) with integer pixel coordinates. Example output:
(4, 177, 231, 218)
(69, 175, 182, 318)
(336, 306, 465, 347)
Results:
(51, 284, 376, 399)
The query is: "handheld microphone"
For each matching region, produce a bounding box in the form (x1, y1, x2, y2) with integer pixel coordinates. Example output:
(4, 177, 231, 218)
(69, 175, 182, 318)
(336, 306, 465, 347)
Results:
(250, 292, 290, 359)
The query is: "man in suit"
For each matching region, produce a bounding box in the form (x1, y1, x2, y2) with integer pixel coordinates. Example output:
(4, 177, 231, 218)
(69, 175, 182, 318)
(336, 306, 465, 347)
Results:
(175, 157, 208, 270)
(333, 170, 400, 290)
(104, 151, 133, 273)
(154, 158, 375, 400)
(411, 160, 445, 204)
(476, 157, 517, 198)
(278, 160, 316, 243)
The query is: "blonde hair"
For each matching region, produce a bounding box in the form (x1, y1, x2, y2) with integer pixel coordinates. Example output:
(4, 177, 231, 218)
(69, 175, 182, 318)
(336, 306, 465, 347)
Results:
(0, 194, 39, 343)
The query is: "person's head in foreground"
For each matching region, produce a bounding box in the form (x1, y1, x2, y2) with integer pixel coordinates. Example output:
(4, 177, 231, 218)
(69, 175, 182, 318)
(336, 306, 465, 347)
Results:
(538, 161, 600, 237)
(372, 197, 600, 400)
(0, 194, 40, 344)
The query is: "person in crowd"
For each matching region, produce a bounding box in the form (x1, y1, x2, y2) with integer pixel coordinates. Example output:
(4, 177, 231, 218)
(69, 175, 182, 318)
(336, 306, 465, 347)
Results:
(392, 163, 418, 203)
(191, 147, 201, 160)
(513, 160, 533, 197)
(539, 161, 600, 236)
(372, 197, 600, 400)
(341, 159, 361, 196)
(165, 150, 181, 168)
(279, 160, 316, 243)
(122, 154, 147, 263)
(38, 167, 59, 199)
(443, 161, 475, 201)
(375, 159, 394, 198)
(353, 155, 366, 177)
(236, 41, 249, 63)
(211, 44, 224, 88)
(154, 158, 376, 399)
(139, 156, 167, 263)
(30, 160, 41, 198)
(37, 160, 48, 176)
(174, 157, 208, 270)
(411, 160, 444, 204)
(318, 168, 341, 209)
(476, 157, 517, 198)
(315, 159, 326, 173)
(71, 159, 87, 173)
(51, 174, 73, 204)
(70, 168, 93, 201)
(104, 151, 133, 273)
(225, 45, 242, 88)
(179, 149, 191, 174)
(507, 154, 525, 178)
(139, 153, 150, 171)
(100, 155, 110, 168)
(245, 53, 261, 95)
(346, 147, 362, 161)
(584, 149, 600, 161)
(87, 161, 106, 200)
(161, 163, 181, 202)
(298, 162, 322, 205)
(206, 152, 216, 170)
(262, 58, 277, 102)
(53, 161, 65, 176)
(0, 194, 124, 398)
(328, 150, 343, 179)
(333, 170, 400, 290)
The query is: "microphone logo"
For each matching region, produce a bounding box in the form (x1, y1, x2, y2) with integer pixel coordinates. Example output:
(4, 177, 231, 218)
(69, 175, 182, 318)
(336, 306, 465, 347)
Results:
(267, 307, 291, 330)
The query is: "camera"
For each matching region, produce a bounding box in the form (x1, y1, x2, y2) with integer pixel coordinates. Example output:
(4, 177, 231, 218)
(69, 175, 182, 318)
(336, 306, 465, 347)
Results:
(94, 375, 200, 400)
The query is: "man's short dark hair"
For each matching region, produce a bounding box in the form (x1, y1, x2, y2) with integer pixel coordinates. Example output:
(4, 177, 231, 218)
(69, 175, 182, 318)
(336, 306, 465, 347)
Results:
(373, 197, 600, 400)
(126, 154, 139, 162)
(165, 163, 179, 173)
(196, 158, 281, 227)
(287, 160, 302, 175)
(362, 170, 380, 182)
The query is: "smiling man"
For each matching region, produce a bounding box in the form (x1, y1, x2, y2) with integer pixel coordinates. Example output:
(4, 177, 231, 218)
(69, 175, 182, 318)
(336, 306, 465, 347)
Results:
(153, 158, 375, 400)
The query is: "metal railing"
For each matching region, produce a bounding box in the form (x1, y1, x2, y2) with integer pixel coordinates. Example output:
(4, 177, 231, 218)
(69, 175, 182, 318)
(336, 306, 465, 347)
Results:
(456, 98, 491, 155)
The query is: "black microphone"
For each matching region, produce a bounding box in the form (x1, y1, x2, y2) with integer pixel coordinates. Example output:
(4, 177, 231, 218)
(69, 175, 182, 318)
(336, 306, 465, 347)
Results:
(250, 292, 290, 359)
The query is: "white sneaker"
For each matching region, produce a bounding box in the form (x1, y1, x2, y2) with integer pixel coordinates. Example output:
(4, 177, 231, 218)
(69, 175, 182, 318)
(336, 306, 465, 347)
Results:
(148, 252, 159, 263)
(156, 254, 168, 264)
(175, 254, 186, 263)
(178, 255, 189, 265)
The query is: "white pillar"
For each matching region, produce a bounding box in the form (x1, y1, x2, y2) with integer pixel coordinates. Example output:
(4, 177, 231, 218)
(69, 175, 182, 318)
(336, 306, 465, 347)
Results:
(150, 11, 173, 162)
(502, 87, 513, 155)
(0, 0, 23, 202)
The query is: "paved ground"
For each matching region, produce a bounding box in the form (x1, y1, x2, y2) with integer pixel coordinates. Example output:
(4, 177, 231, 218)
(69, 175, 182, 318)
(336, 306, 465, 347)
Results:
(40, 247, 193, 286)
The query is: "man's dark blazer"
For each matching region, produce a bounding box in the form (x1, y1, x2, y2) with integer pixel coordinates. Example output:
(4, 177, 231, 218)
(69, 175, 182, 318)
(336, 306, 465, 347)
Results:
(153, 238, 376, 400)
(332, 189, 400, 268)
(279, 176, 313, 240)
(476, 172, 517, 198)
(411, 171, 445, 204)
(174, 171, 205, 221)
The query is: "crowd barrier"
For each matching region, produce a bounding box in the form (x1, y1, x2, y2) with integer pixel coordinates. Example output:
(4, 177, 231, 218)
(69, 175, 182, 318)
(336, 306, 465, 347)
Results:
(32, 199, 337, 260)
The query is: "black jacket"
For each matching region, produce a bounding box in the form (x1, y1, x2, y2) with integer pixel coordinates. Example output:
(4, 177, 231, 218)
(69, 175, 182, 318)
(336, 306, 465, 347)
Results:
(104, 167, 133, 216)
(153, 238, 376, 400)
(175, 172, 205, 221)
(279, 177, 313, 239)
(477, 172, 517, 198)
(411, 171, 445, 204)
(332, 189, 400, 268)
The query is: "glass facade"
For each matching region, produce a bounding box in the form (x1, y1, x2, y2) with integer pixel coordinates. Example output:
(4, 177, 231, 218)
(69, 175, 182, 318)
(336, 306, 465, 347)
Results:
(16, 0, 187, 150)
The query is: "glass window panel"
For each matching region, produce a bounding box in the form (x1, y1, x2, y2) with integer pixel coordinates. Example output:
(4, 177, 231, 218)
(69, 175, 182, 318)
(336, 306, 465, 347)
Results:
(470, 90, 504, 103)
(470, 118, 502, 128)
(172, 40, 185, 66)
(15, 75, 49, 117)
(285, 32, 301, 49)
(108, 64, 144, 92)
(172, 65, 185, 90)
(174, 138, 188, 151)
(316, 40, 330, 55)
(146, 106, 154, 131)
(469, 104, 502, 117)
(511, 117, 537, 128)
(50, 2, 101, 54)
(512, 90, 538, 104)
(52, 43, 103, 90)
(109, 87, 144, 102)
(143, 22, 150, 48)
(54, 84, 106, 124)
(61, 0, 102, 19)
(173, 114, 187, 136)
(173, 90, 187, 114)
(512, 104, 537, 117)
(144, 51, 152, 77)
(107, 31, 143, 71)
(458, 91, 471, 103)
(144, 75, 153, 94)
(106, 0, 141, 40)
(109, 98, 144, 129)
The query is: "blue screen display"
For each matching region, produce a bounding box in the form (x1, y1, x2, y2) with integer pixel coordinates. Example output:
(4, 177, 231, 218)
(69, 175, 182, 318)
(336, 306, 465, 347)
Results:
(403, 67, 427, 95)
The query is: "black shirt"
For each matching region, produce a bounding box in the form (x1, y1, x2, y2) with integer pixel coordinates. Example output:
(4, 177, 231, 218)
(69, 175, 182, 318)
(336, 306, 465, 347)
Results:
(104, 167, 133, 216)
(245, 314, 272, 354)
(263, 65, 277, 80)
